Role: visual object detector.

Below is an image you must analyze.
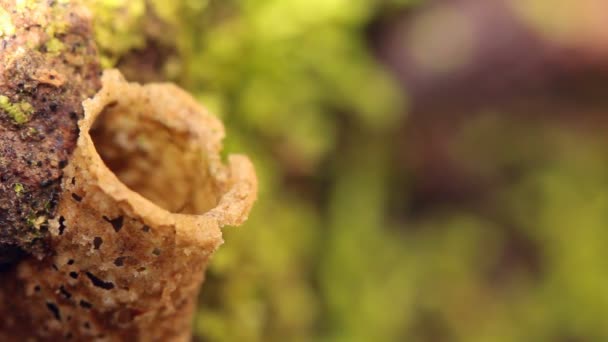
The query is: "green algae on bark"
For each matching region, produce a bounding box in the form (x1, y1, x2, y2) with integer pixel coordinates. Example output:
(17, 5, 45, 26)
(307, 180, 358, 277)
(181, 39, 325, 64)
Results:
(0, 0, 101, 265)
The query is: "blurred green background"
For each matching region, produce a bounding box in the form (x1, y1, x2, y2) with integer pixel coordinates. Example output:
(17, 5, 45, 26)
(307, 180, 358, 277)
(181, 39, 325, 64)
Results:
(91, 0, 608, 340)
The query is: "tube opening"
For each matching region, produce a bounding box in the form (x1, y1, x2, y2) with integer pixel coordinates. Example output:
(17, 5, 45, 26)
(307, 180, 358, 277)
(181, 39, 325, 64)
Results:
(90, 102, 221, 215)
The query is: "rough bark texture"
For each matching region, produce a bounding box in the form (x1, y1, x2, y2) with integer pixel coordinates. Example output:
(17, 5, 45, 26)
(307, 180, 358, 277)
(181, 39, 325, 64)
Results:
(0, 0, 101, 265)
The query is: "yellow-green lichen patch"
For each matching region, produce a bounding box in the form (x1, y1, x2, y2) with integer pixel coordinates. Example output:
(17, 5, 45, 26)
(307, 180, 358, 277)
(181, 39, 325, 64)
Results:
(15, 0, 37, 12)
(0, 95, 35, 124)
(0, 7, 15, 37)
(45, 19, 68, 38)
(45, 37, 65, 55)
(42, 5, 70, 55)
(13, 182, 25, 196)
(90, 0, 147, 67)
(26, 214, 46, 229)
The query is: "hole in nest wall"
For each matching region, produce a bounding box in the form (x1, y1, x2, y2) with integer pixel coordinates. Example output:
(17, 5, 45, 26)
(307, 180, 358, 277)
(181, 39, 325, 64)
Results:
(90, 102, 221, 214)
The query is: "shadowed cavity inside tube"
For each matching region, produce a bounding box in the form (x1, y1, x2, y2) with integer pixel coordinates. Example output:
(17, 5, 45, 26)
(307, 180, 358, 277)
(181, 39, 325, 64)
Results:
(90, 103, 221, 214)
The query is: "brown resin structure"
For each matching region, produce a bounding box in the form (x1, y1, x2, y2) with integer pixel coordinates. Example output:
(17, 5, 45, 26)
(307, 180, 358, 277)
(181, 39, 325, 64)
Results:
(0, 70, 257, 341)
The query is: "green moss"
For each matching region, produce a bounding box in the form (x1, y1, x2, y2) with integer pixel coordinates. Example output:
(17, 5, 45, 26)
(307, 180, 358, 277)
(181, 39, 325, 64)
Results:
(89, 1, 409, 340)
(84, 2, 608, 341)
(0, 95, 34, 125)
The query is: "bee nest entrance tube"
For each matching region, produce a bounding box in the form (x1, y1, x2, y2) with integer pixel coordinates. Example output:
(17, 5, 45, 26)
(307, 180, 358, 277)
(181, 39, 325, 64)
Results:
(0, 70, 257, 341)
